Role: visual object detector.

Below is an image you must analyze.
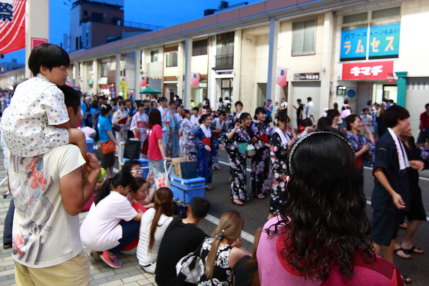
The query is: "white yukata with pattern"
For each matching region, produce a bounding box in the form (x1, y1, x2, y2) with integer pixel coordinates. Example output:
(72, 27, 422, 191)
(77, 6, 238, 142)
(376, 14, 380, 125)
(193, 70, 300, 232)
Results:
(1, 74, 69, 157)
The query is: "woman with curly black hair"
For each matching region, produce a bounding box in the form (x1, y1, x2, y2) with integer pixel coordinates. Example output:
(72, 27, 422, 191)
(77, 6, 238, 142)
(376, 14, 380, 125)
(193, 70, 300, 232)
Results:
(257, 131, 405, 285)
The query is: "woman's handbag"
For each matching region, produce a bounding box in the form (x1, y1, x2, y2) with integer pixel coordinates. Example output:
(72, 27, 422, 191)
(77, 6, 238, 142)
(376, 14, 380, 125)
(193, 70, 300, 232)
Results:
(141, 138, 149, 155)
(237, 142, 249, 154)
(176, 251, 205, 284)
(100, 140, 116, 155)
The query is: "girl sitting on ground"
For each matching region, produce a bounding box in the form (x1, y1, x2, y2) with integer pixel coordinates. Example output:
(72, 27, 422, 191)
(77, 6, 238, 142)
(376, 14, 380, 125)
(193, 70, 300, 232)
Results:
(122, 159, 155, 208)
(80, 170, 143, 269)
(197, 210, 249, 285)
(137, 187, 174, 273)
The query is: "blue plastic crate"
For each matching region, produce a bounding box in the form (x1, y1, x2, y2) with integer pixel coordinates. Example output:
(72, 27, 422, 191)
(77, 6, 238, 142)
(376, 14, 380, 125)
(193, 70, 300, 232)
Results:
(123, 158, 149, 178)
(86, 138, 94, 153)
(170, 181, 206, 203)
(170, 175, 206, 188)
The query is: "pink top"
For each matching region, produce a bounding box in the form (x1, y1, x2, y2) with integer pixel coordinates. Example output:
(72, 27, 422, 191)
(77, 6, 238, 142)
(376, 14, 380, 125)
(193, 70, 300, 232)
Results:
(148, 124, 163, 160)
(257, 216, 404, 286)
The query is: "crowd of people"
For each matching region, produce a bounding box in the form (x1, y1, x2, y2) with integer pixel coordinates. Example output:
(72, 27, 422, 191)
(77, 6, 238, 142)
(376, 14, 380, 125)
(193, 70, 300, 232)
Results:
(0, 43, 428, 286)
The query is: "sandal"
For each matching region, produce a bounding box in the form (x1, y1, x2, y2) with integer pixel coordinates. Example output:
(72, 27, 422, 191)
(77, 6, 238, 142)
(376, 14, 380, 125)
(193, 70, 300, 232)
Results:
(394, 248, 412, 259)
(401, 274, 412, 284)
(403, 246, 424, 255)
(232, 199, 244, 206)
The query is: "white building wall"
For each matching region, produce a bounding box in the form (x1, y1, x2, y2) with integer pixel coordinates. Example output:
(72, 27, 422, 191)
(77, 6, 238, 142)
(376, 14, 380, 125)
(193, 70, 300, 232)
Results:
(277, 15, 326, 124)
(240, 26, 269, 114)
(398, 0, 429, 136)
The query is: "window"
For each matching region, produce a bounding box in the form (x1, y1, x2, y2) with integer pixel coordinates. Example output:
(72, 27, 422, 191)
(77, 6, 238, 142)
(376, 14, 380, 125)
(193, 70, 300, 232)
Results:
(192, 39, 208, 56)
(151, 50, 159, 62)
(100, 62, 109, 77)
(215, 32, 234, 69)
(372, 7, 400, 20)
(165, 52, 178, 67)
(292, 19, 316, 56)
(343, 13, 367, 24)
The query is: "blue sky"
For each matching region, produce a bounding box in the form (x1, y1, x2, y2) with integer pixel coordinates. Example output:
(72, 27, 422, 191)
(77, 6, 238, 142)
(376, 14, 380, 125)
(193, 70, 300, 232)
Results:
(1, 0, 262, 64)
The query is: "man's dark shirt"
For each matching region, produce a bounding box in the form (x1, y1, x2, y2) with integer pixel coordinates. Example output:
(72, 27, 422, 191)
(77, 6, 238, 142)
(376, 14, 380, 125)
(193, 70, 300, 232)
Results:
(155, 218, 207, 286)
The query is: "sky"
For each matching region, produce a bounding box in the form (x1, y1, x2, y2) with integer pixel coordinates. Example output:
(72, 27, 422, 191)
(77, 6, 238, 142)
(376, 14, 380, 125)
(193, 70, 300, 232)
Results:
(1, 0, 263, 64)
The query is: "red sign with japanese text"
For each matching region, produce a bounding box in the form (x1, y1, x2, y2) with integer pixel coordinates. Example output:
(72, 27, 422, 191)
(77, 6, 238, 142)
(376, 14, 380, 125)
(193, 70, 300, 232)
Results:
(0, 0, 26, 54)
(342, 61, 394, 80)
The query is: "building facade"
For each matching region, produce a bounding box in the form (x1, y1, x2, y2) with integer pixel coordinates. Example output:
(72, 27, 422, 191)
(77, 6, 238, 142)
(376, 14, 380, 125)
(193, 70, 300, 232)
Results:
(1, 0, 428, 135)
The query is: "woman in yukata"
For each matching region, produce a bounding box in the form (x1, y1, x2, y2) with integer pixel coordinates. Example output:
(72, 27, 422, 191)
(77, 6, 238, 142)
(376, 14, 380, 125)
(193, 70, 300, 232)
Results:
(130, 102, 149, 143)
(250, 107, 273, 199)
(269, 109, 296, 218)
(225, 113, 252, 206)
(211, 110, 228, 170)
(194, 114, 215, 190)
(179, 109, 196, 160)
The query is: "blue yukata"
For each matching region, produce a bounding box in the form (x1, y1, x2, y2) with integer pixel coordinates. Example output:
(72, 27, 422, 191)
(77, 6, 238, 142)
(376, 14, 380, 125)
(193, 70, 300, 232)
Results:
(194, 125, 213, 184)
(211, 117, 228, 168)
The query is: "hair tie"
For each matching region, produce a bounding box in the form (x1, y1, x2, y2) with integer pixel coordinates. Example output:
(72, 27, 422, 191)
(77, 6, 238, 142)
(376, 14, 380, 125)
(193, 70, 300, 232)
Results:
(215, 229, 225, 241)
(288, 131, 354, 175)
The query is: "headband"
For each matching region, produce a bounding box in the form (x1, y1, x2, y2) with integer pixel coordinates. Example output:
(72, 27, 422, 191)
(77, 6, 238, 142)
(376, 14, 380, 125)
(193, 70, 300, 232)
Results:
(288, 131, 354, 175)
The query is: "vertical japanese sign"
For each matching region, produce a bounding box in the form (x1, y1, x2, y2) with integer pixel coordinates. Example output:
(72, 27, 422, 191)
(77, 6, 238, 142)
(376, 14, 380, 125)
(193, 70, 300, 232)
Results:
(340, 23, 400, 61)
(368, 23, 400, 59)
(0, 0, 26, 54)
(340, 26, 368, 61)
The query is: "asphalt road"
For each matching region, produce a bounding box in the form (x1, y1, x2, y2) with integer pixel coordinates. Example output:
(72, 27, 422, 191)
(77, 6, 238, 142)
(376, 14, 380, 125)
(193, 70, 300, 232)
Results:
(203, 151, 429, 285)
(109, 149, 429, 284)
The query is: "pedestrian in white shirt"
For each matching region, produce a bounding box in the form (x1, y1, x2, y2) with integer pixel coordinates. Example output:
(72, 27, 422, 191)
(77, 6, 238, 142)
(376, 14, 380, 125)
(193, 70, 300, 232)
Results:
(137, 187, 174, 273)
(190, 107, 200, 127)
(80, 170, 143, 269)
(112, 101, 129, 143)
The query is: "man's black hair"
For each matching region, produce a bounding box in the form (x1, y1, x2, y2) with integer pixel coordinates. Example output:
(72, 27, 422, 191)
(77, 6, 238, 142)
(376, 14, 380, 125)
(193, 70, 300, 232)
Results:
(188, 197, 210, 219)
(157, 96, 167, 103)
(383, 105, 410, 128)
(28, 43, 70, 75)
(58, 85, 81, 114)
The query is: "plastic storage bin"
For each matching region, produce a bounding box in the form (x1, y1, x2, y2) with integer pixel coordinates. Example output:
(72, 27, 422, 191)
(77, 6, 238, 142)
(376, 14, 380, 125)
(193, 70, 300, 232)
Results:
(123, 158, 149, 178)
(169, 175, 206, 203)
(86, 138, 94, 153)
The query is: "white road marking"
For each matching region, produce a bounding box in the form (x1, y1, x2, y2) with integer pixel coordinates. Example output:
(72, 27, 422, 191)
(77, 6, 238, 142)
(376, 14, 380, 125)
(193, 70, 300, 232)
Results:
(115, 162, 429, 237)
(205, 214, 255, 243)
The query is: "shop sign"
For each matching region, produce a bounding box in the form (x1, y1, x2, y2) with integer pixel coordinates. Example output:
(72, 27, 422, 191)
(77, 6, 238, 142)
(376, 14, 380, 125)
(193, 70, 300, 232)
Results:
(340, 23, 400, 61)
(293, 73, 319, 80)
(342, 61, 393, 80)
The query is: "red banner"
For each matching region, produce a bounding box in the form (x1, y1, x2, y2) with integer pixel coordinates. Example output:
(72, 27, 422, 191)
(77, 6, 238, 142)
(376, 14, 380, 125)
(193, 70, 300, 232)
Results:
(342, 61, 394, 80)
(0, 0, 26, 54)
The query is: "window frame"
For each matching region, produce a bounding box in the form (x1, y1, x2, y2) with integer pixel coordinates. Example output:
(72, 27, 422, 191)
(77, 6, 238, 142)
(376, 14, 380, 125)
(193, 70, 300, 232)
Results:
(291, 19, 317, 56)
(150, 50, 159, 63)
(165, 51, 178, 67)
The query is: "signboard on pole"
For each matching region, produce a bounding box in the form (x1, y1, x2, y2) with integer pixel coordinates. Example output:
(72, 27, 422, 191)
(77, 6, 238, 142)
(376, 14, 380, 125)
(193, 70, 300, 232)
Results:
(0, 0, 26, 54)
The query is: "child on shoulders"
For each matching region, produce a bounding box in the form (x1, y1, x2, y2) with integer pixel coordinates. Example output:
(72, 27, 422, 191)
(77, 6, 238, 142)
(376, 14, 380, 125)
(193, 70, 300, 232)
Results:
(1, 43, 86, 158)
